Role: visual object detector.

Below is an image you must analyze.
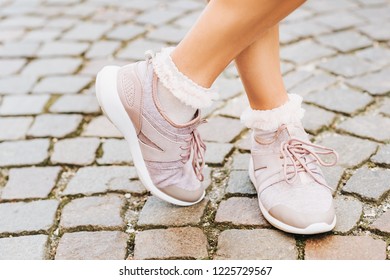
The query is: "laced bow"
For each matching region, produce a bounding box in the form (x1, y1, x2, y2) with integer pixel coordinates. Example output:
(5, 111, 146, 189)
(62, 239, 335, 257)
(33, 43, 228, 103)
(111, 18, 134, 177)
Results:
(256, 125, 338, 190)
(180, 119, 208, 181)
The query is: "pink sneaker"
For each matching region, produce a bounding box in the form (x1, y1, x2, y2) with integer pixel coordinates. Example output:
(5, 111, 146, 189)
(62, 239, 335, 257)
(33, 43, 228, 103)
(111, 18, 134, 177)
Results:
(95, 54, 207, 206)
(249, 123, 338, 234)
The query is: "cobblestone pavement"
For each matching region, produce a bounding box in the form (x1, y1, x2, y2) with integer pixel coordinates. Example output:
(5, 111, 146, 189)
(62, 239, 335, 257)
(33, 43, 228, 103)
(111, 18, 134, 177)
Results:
(0, 0, 389, 260)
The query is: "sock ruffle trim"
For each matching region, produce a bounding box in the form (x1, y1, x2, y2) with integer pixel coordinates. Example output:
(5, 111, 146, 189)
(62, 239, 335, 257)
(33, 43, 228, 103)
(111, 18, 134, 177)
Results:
(240, 93, 305, 131)
(151, 47, 219, 109)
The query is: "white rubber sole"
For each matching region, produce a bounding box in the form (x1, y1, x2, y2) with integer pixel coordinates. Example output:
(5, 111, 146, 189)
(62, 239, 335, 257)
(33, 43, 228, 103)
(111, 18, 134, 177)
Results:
(248, 159, 336, 235)
(95, 66, 205, 206)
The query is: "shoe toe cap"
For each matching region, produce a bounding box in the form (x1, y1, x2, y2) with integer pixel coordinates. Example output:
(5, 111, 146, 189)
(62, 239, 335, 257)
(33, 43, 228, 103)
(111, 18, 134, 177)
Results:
(160, 184, 205, 203)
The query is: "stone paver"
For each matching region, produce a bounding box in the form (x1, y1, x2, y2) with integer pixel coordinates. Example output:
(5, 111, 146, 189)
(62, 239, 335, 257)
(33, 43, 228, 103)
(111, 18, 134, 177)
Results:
(33, 76, 92, 94)
(215, 229, 296, 260)
(0, 0, 389, 261)
(49, 94, 100, 114)
(0, 200, 59, 233)
(137, 196, 208, 227)
(0, 95, 50, 115)
(134, 227, 208, 260)
(215, 197, 269, 226)
(82, 116, 122, 138)
(316, 134, 377, 168)
(305, 89, 373, 115)
(0, 117, 33, 140)
(0, 139, 50, 167)
(1, 167, 61, 199)
(371, 144, 390, 166)
(369, 211, 390, 233)
(198, 116, 244, 143)
(226, 170, 256, 195)
(333, 196, 362, 233)
(28, 114, 82, 138)
(343, 167, 390, 202)
(55, 231, 127, 260)
(0, 235, 48, 260)
(97, 139, 132, 165)
(51, 137, 100, 166)
(60, 194, 125, 229)
(337, 115, 390, 142)
(64, 166, 137, 195)
(305, 235, 386, 260)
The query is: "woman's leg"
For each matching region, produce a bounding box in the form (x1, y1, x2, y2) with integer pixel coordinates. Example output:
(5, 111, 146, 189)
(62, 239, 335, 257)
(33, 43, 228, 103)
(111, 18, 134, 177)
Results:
(171, 0, 306, 88)
(235, 24, 288, 110)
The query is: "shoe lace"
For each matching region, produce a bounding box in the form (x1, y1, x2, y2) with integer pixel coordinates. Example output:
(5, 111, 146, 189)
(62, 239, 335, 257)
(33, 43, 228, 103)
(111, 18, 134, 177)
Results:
(256, 124, 338, 190)
(180, 119, 208, 181)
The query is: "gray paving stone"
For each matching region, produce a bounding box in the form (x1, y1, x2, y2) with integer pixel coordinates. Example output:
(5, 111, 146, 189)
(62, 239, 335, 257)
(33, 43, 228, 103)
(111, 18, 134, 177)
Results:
(219, 94, 249, 119)
(316, 134, 377, 168)
(136, 9, 182, 26)
(303, 0, 357, 12)
(205, 142, 233, 165)
(371, 144, 390, 166)
(378, 99, 390, 117)
(0, 59, 26, 76)
(216, 197, 269, 226)
(321, 165, 345, 194)
(60, 194, 125, 229)
(82, 116, 123, 138)
(215, 229, 296, 260)
(108, 178, 147, 194)
(0, 117, 33, 140)
(28, 114, 82, 138)
(51, 137, 100, 166)
(214, 77, 244, 100)
(85, 41, 121, 59)
(55, 231, 127, 260)
(343, 167, 390, 202)
(281, 20, 330, 39)
(147, 25, 188, 43)
(0, 29, 24, 42)
(292, 73, 336, 97)
(235, 132, 251, 151)
(305, 235, 386, 260)
(0, 76, 37, 95)
(305, 89, 373, 115)
(337, 115, 390, 142)
(369, 211, 390, 234)
(316, 31, 372, 53)
(0, 235, 48, 260)
(359, 22, 390, 41)
(49, 94, 100, 114)
(134, 227, 208, 260)
(356, 47, 390, 67)
(0, 94, 50, 115)
(198, 116, 243, 143)
(64, 166, 137, 195)
(91, 8, 137, 23)
(0, 139, 50, 167)
(97, 139, 132, 165)
(302, 104, 336, 134)
(314, 11, 365, 31)
(63, 22, 112, 41)
(354, 6, 390, 23)
(226, 170, 256, 195)
(281, 39, 336, 64)
(22, 58, 82, 77)
(106, 24, 145, 41)
(173, 10, 200, 28)
(283, 70, 312, 91)
(319, 55, 380, 78)
(80, 59, 130, 76)
(347, 67, 390, 96)
(232, 153, 250, 170)
(333, 196, 362, 233)
(116, 39, 164, 61)
(0, 200, 59, 233)
(0, 42, 39, 57)
(37, 41, 89, 57)
(1, 166, 61, 199)
(138, 196, 207, 227)
(0, 15, 46, 28)
(46, 18, 79, 29)
(33, 76, 92, 94)
(23, 29, 61, 42)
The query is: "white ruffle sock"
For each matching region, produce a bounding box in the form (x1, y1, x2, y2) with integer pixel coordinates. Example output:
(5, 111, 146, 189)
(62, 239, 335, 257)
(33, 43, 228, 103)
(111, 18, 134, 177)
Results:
(151, 47, 219, 123)
(240, 94, 305, 131)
